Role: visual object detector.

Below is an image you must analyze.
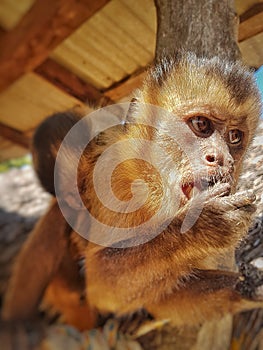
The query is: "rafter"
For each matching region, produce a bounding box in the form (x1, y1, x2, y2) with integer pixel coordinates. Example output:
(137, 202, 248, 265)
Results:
(0, 122, 32, 148)
(239, 4, 263, 42)
(0, 0, 110, 93)
(35, 59, 112, 105)
(104, 69, 146, 102)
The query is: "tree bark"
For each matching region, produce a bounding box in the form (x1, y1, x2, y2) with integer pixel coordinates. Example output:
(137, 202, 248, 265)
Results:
(154, 0, 240, 61)
(152, 1, 242, 349)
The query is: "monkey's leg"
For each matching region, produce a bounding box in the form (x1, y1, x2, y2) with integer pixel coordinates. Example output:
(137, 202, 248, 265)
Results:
(2, 199, 71, 321)
(146, 269, 263, 327)
(41, 236, 97, 330)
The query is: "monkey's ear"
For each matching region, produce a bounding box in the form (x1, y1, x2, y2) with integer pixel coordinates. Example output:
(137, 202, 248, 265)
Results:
(125, 97, 140, 123)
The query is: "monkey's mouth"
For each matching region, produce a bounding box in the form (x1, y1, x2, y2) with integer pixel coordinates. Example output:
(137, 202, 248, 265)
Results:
(181, 178, 226, 200)
(181, 182, 203, 200)
(181, 182, 195, 200)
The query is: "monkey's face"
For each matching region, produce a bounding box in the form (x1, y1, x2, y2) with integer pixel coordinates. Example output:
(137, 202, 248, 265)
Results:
(179, 112, 246, 202)
(127, 101, 253, 211)
(72, 54, 261, 243)
(136, 54, 261, 207)
(139, 110, 247, 211)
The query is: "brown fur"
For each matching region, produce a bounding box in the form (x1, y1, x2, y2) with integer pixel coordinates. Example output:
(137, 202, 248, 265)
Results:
(2, 53, 262, 330)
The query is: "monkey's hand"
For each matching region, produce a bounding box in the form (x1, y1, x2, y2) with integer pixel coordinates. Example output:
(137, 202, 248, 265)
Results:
(147, 268, 263, 327)
(181, 183, 257, 249)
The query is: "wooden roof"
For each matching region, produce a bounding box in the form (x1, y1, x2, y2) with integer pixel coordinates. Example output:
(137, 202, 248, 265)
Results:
(0, 0, 263, 161)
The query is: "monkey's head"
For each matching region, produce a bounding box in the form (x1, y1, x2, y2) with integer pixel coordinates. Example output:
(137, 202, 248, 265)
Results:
(32, 53, 261, 243)
(127, 52, 262, 204)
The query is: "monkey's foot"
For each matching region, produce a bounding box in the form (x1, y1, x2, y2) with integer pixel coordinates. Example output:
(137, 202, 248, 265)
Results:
(117, 309, 154, 335)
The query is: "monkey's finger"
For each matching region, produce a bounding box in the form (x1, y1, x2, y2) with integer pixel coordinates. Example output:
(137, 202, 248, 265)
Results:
(210, 190, 256, 212)
(200, 182, 231, 204)
(224, 191, 256, 211)
(219, 201, 256, 214)
(229, 190, 256, 206)
(206, 182, 231, 198)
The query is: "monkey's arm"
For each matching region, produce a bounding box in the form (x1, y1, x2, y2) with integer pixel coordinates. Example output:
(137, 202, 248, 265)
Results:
(40, 231, 97, 330)
(147, 269, 263, 327)
(86, 185, 261, 322)
(2, 199, 71, 321)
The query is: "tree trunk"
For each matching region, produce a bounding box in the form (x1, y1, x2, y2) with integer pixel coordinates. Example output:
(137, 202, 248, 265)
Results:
(154, 0, 240, 61)
(151, 1, 242, 350)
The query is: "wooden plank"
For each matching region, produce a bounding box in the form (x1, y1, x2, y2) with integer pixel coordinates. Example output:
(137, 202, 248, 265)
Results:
(239, 4, 263, 42)
(35, 58, 112, 105)
(0, 0, 110, 93)
(51, 0, 154, 90)
(51, 30, 128, 90)
(120, 0, 157, 35)
(104, 70, 146, 101)
(0, 72, 83, 132)
(0, 0, 35, 31)
(0, 122, 31, 148)
(104, 0, 155, 56)
(239, 32, 263, 68)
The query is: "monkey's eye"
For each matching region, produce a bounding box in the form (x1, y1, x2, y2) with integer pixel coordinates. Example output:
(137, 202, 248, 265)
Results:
(188, 116, 213, 137)
(228, 129, 243, 145)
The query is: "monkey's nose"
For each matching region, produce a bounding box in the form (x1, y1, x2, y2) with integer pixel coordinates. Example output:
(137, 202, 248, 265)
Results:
(205, 153, 224, 167)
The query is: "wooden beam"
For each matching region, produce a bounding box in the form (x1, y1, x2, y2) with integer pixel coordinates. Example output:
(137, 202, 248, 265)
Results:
(104, 70, 146, 102)
(35, 58, 112, 105)
(0, 122, 32, 148)
(239, 3, 263, 22)
(0, 0, 110, 93)
(0, 27, 6, 36)
(239, 4, 263, 42)
(0, 140, 28, 162)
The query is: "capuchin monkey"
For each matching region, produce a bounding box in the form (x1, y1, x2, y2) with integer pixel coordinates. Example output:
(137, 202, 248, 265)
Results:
(2, 52, 263, 331)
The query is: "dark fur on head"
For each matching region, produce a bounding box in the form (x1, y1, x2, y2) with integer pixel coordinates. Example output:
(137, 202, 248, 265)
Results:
(149, 52, 261, 105)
